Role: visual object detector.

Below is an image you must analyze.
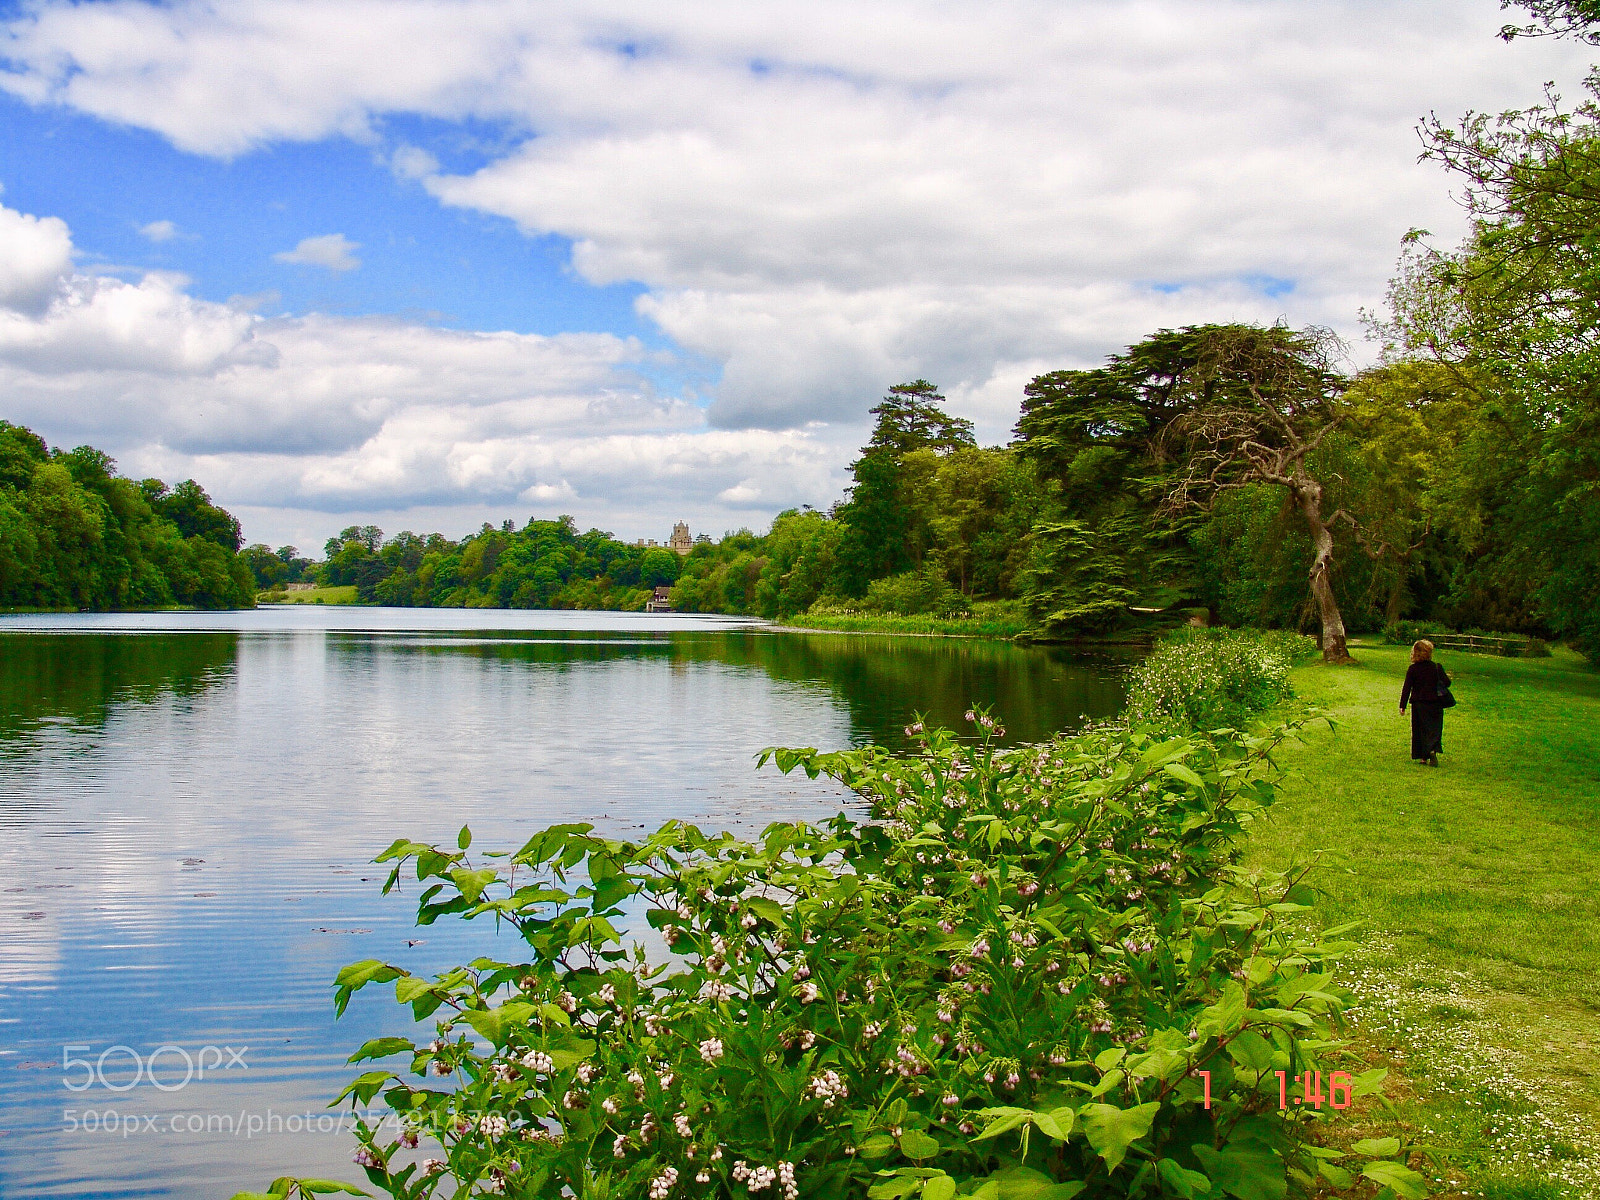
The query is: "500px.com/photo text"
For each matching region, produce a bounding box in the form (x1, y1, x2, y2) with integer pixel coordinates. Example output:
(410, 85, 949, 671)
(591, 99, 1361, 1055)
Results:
(62, 1108, 358, 1138)
(61, 1044, 248, 1092)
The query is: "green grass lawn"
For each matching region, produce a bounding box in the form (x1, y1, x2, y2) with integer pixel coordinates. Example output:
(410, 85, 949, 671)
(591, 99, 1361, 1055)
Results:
(1250, 642, 1600, 1198)
(258, 585, 361, 605)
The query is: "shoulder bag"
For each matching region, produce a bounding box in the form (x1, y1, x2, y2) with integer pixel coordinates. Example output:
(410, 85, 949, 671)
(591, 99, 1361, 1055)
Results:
(1436, 670, 1456, 709)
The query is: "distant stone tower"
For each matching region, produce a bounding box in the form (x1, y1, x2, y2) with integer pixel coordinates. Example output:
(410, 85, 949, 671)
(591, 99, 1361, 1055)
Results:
(669, 521, 693, 555)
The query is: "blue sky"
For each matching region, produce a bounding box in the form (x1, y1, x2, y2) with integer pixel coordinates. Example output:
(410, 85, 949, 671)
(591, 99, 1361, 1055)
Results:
(2, 96, 668, 339)
(0, 0, 1587, 549)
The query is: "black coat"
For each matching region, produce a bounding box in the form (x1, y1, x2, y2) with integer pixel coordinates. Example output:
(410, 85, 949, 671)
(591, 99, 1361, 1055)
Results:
(1400, 660, 1450, 711)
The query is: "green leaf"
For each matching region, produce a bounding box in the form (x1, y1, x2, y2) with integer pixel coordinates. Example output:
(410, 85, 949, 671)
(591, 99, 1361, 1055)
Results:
(1361, 1162, 1428, 1200)
(860, 1133, 897, 1159)
(1352, 1137, 1402, 1158)
(330, 1071, 396, 1107)
(394, 977, 434, 1004)
(1190, 1139, 1287, 1200)
(1351, 1067, 1389, 1095)
(1079, 1102, 1158, 1172)
(547, 1042, 597, 1071)
(1201, 980, 1247, 1035)
(462, 1001, 536, 1047)
(448, 866, 498, 905)
(1093, 1047, 1126, 1073)
(1225, 1031, 1273, 1073)
(868, 1178, 922, 1200)
(1032, 1108, 1073, 1141)
(1157, 1159, 1212, 1199)
(922, 1176, 957, 1200)
(990, 1166, 1083, 1200)
(347, 1037, 413, 1064)
(1163, 762, 1206, 788)
(974, 1108, 1031, 1141)
(297, 1183, 371, 1196)
(746, 897, 787, 924)
(1317, 1162, 1354, 1189)
(899, 1129, 940, 1160)
(331, 960, 404, 1015)
(457, 825, 472, 851)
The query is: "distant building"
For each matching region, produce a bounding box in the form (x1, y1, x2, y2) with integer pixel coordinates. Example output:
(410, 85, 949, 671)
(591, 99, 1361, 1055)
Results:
(636, 521, 695, 556)
(645, 585, 674, 613)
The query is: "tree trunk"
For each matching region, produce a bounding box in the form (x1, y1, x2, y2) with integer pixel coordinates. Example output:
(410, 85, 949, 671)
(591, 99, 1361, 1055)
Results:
(1294, 474, 1354, 664)
(1384, 560, 1406, 627)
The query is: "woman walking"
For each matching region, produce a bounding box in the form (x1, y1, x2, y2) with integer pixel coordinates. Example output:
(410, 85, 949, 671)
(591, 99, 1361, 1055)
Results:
(1400, 639, 1452, 766)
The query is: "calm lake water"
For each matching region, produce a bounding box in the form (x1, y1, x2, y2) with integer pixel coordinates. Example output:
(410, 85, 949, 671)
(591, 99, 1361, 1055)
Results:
(0, 608, 1128, 1197)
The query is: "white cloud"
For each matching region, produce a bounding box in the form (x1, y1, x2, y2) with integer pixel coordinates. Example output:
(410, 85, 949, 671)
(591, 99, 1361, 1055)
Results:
(0, 197, 844, 545)
(0, 202, 74, 314)
(388, 143, 440, 180)
(273, 233, 361, 272)
(138, 218, 177, 242)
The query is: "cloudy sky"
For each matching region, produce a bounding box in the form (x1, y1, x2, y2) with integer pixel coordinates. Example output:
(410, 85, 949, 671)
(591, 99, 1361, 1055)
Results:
(0, 0, 1589, 552)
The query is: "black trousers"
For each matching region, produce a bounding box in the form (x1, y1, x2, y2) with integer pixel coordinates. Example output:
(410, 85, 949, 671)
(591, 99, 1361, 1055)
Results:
(1410, 704, 1444, 760)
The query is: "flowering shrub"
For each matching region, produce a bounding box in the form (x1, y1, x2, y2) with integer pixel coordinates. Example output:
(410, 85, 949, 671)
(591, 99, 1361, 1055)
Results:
(237, 706, 1427, 1200)
(1122, 629, 1318, 734)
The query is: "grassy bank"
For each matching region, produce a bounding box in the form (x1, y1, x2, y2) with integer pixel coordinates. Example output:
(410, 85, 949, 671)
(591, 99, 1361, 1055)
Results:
(1251, 642, 1600, 1198)
(775, 600, 1030, 638)
(259, 585, 362, 606)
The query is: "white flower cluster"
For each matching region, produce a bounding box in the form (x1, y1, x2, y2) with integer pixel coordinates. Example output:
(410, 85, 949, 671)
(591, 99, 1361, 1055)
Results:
(479, 1113, 508, 1138)
(734, 1160, 795, 1196)
(648, 1167, 679, 1198)
(699, 1037, 724, 1063)
(700, 979, 733, 1003)
(519, 1049, 554, 1073)
(805, 1068, 848, 1107)
(352, 1145, 384, 1169)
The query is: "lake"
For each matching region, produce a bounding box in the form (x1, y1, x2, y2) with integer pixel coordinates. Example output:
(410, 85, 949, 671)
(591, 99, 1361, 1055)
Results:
(0, 608, 1128, 1197)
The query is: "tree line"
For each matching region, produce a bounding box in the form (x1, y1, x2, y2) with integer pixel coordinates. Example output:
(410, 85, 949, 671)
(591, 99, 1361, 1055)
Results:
(0, 421, 255, 610)
(251, 291, 1589, 666)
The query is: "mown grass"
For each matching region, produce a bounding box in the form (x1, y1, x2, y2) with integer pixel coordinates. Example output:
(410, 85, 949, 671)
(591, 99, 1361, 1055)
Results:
(1249, 642, 1600, 1198)
(258, 585, 362, 605)
(777, 599, 1030, 639)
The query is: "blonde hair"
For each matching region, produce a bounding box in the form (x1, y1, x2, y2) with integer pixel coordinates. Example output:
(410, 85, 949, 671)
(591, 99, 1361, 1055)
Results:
(1411, 639, 1434, 663)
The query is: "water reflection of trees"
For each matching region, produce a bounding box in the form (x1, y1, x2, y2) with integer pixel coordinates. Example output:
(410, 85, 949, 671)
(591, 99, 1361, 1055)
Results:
(0, 633, 239, 749)
(703, 633, 1130, 747)
(354, 630, 1129, 748)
